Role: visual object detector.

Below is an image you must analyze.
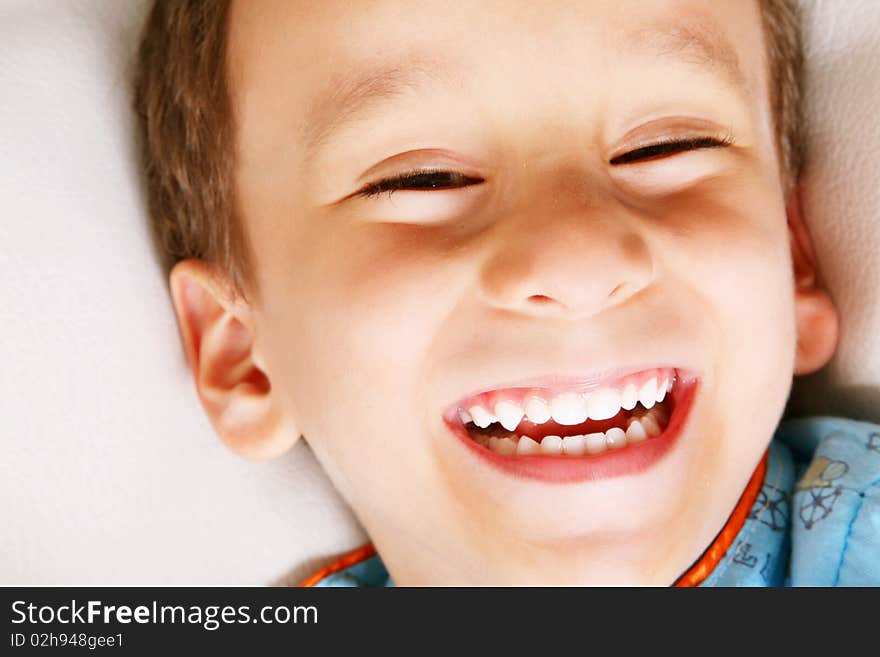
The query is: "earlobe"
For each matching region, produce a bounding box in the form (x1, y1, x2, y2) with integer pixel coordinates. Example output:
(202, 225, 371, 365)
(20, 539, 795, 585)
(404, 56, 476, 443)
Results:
(793, 288, 838, 375)
(169, 259, 301, 460)
(787, 190, 840, 376)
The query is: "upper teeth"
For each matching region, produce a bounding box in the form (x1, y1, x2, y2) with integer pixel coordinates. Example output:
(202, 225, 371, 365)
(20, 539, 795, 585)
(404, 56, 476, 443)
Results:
(494, 400, 524, 431)
(587, 387, 620, 420)
(465, 374, 672, 429)
(638, 377, 658, 410)
(524, 396, 551, 423)
(551, 393, 588, 425)
(469, 405, 497, 428)
(620, 383, 639, 411)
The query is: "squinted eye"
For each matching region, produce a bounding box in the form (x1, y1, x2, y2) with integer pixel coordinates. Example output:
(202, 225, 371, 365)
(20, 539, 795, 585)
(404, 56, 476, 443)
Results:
(610, 135, 734, 165)
(356, 170, 485, 199)
(355, 134, 732, 199)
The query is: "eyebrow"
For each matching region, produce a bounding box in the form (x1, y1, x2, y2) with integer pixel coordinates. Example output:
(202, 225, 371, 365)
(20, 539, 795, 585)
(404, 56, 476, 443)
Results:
(300, 20, 749, 162)
(300, 58, 454, 164)
(624, 19, 749, 97)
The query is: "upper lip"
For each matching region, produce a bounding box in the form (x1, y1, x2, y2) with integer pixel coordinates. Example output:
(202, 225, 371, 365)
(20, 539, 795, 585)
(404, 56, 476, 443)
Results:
(443, 363, 691, 417)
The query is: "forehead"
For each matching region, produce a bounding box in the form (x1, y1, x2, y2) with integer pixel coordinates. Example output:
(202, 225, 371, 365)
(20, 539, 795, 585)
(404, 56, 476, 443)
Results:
(228, 0, 768, 169)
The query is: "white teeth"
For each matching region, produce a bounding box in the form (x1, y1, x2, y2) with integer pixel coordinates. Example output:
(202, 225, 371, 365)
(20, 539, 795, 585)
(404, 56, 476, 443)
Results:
(639, 413, 662, 437)
(489, 436, 517, 456)
(523, 396, 551, 424)
(469, 405, 496, 429)
(469, 406, 670, 456)
(621, 383, 639, 411)
(516, 435, 542, 455)
(638, 377, 658, 410)
(562, 435, 586, 456)
(550, 393, 588, 425)
(463, 372, 675, 456)
(540, 435, 564, 455)
(584, 432, 607, 455)
(587, 387, 622, 420)
(625, 418, 649, 443)
(605, 427, 627, 449)
(494, 400, 524, 432)
(655, 377, 668, 403)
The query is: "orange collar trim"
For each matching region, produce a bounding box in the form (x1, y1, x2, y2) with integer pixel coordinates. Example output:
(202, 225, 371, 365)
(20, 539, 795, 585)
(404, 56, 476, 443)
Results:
(673, 450, 768, 587)
(298, 543, 378, 587)
(299, 451, 768, 587)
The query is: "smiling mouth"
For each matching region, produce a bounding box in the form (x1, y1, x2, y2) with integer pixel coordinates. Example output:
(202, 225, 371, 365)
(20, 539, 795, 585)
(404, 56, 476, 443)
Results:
(450, 368, 680, 457)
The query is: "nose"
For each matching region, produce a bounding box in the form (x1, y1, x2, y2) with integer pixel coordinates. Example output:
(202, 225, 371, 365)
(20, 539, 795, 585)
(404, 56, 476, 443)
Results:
(477, 184, 654, 321)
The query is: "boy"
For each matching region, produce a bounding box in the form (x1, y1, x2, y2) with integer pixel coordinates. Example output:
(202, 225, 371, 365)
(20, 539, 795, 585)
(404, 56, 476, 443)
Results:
(134, 0, 879, 585)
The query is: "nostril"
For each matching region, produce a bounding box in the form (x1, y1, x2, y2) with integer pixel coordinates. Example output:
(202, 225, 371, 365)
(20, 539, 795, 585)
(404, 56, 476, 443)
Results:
(526, 293, 579, 317)
(608, 282, 627, 300)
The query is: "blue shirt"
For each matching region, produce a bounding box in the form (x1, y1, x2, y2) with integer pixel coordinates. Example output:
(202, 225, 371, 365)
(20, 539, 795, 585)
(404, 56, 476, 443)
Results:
(311, 416, 880, 587)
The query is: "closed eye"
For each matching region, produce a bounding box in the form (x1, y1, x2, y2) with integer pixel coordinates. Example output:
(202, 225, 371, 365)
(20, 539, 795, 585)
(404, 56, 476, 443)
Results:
(355, 135, 733, 198)
(356, 170, 484, 199)
(609, 135, 733, 165)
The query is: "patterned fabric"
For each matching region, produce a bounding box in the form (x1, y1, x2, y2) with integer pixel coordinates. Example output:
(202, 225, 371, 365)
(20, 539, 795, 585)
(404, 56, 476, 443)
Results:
(779, 418, 880, 586)
(696, 440, 794, 586)
(309, 416, 880, 587)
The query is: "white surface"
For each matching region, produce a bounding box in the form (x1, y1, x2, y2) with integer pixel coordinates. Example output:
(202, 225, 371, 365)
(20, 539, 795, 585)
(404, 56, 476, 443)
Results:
(0, 0, 366, 585)
(0, 0, 877, 584)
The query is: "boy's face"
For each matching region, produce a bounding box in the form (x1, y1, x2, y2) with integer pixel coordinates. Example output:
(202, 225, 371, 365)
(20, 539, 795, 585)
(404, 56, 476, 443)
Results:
(211, 0, 823, 584)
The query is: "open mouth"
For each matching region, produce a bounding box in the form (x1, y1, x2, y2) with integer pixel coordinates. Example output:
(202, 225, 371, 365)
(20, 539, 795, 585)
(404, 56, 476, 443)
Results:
(445, 367, 693, 466)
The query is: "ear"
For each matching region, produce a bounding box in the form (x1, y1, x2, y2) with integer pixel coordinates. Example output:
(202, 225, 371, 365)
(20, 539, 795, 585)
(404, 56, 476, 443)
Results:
(169, 259, 300, 460)
(787, 188, 839, 375)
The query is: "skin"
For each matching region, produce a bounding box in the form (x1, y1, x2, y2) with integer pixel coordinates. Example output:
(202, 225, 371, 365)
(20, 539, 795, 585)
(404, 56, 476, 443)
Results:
(170, 0, 839, 584)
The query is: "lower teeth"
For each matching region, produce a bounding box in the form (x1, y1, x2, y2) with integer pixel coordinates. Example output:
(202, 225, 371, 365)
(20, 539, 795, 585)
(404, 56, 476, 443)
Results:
(474, 402, 669, 457)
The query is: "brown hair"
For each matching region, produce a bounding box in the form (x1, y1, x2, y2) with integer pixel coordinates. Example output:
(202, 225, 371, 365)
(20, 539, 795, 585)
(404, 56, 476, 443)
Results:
(758, 0, 805, 194)
(133, 0, 804, 301)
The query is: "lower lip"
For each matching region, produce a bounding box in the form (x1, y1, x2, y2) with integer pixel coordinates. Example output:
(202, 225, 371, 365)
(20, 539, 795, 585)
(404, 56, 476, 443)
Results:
(443, 372, 699, 484)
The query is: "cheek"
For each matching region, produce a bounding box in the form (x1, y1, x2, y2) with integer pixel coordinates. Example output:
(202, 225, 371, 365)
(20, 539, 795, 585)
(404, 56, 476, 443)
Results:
(649, 178, 798, 546)
(312, 223, 467, 375)
(662, 177, 797, 365)
(258, 220, 467, 445)
(249, 221, 470, 515)
(664, 179, 797, 468)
